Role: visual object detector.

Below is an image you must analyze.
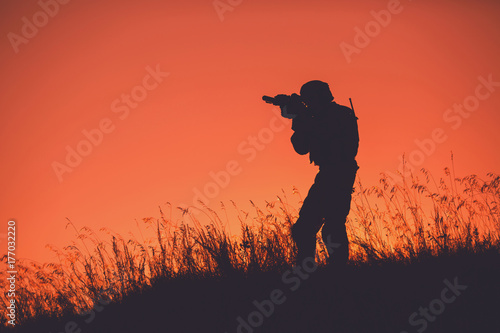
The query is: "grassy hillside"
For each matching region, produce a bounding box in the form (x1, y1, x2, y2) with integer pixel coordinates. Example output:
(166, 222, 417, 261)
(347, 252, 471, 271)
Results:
(2, 168, 499, 332)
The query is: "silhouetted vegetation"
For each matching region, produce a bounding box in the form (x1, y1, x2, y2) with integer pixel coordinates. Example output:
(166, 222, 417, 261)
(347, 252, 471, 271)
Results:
(1, 168, 499, 332)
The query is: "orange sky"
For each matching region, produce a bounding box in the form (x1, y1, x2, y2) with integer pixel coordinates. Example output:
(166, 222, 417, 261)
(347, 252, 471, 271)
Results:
(1, 0, 500, 263)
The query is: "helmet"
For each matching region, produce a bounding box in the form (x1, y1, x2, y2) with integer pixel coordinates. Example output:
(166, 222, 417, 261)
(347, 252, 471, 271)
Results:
(300, 80, 334, 104)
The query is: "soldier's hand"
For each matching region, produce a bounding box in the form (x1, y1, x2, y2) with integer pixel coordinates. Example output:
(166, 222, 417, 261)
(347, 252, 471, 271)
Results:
(290, 93, 302, 103)
(291, 113, 314, 132)
(273, 94, 291, 106)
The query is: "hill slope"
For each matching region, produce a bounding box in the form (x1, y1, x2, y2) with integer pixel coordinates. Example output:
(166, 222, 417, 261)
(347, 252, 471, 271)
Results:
(9, 249, 500, 333)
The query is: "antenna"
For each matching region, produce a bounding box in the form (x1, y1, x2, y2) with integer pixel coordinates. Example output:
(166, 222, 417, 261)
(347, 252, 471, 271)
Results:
(349, 98, 357, 118)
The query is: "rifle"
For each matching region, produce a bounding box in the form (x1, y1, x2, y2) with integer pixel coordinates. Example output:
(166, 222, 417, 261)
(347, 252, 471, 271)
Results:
(262, 94, 306, 119)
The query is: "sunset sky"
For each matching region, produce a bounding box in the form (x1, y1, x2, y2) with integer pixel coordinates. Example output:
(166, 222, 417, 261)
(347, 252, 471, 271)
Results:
(1, 0, 499, 263)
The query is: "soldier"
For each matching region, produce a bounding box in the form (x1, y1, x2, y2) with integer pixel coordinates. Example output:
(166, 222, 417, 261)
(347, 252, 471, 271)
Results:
(282, 80, 359, 266)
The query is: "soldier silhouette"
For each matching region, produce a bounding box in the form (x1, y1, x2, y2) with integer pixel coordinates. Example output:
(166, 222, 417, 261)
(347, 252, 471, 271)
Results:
(274, 80, 359, 266)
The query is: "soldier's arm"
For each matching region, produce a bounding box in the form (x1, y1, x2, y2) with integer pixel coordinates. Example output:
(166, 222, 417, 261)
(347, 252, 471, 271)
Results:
(290, 114, 313, 155)
(286, 93, 307, 116)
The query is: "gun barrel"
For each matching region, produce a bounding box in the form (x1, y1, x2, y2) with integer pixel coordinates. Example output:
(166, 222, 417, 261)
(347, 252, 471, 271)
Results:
(262, 95, 275, 104)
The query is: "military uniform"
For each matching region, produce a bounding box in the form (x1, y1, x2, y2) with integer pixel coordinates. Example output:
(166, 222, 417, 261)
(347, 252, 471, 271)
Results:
(289, 101, 359, 265)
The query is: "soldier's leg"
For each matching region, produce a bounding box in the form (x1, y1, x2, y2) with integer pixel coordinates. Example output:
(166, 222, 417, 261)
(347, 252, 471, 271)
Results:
(322, 221, 349, 266)
(291, 213, 323, 265)
(291, 175, 325, 265)
(321, 168, 357, 266)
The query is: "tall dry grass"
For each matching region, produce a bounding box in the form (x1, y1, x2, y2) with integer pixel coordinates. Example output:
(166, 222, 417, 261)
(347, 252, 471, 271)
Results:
(1, 167, 499, 326)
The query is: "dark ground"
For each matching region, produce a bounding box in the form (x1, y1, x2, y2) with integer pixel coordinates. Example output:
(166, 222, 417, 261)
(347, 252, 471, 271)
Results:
(7, 249, 500, 333)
